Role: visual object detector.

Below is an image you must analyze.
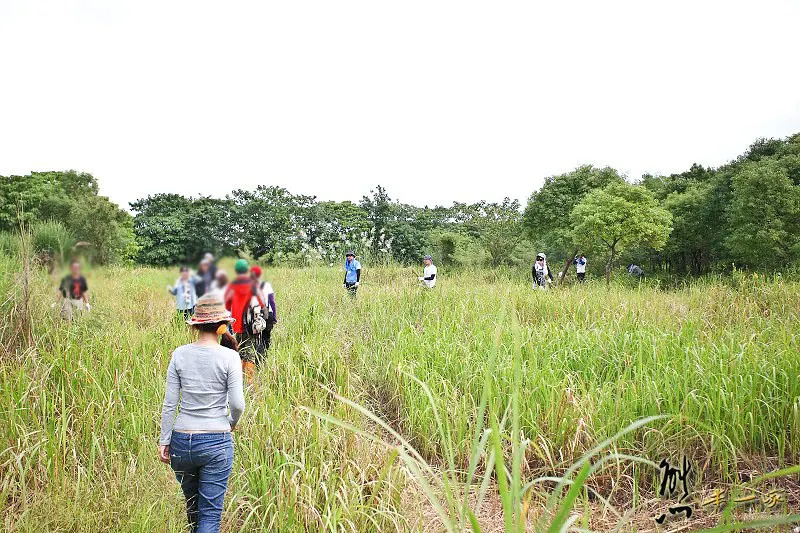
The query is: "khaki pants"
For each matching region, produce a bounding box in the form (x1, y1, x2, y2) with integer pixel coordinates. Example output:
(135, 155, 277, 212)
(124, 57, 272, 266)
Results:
(61, 298, 85, 320)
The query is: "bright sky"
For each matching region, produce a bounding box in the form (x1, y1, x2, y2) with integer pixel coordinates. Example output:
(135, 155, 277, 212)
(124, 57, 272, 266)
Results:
(2, 1, 799, 211)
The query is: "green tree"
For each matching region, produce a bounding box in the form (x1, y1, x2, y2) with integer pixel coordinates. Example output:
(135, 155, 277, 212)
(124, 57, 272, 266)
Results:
(0, 170, 133, 264)
(725, 160, 800, 267)
(572, 182, 672, 285)
(229, 186, 313, 262)
(360, 185, 393, 259)
(131, 194, 196, 266)
(641, 164, 725, 273)
(523, 165, 623, 281)
(313, 201, 369, 261)
(661, 183, 715, 274)
(477, 198, 523, 266)
(430, 230, 461, 266)
(70, 195, 137, 264)
(0, 170, 99, 231)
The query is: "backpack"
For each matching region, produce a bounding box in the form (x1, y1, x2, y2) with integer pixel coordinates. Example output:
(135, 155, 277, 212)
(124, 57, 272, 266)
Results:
(242, 282, 267, 335)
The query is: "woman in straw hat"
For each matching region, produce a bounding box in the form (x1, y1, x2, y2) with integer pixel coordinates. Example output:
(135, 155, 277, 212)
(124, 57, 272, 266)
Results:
(158, 293, 245, 533)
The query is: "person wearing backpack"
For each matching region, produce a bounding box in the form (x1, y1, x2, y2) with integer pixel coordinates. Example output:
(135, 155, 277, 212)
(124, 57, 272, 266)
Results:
(224, 259, 265, 362)
(250, 266, 277, 354)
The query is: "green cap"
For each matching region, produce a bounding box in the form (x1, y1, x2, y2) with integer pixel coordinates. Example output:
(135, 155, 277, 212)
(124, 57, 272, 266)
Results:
(234, 259, 249, 274)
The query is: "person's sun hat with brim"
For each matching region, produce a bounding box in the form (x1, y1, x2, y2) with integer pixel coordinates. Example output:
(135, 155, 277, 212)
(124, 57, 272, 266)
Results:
(186, 294, 235, 325)
(234, 258, 249, 274)
(423, 255, 433, 261)
(345, 251, 355, 257)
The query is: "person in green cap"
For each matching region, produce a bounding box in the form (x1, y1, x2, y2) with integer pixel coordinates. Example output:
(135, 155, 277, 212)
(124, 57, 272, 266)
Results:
(224, 259, 266, 361)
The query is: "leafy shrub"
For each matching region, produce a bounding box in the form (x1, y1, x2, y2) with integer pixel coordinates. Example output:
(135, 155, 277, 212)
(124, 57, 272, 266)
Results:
(32, 220, 75, 265)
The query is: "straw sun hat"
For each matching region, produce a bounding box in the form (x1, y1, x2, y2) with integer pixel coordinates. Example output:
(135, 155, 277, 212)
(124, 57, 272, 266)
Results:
(186, 294, 235, 325)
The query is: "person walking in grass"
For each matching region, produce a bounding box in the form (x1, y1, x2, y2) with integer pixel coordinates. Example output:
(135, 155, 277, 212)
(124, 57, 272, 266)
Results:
(343, 251, 361, 296)
(532, 253, 553, 290)
(58, 259, 90, 319)
(207, 270, 236, 350)
(203, 253, 217, 276)
(574, 253, 587, 283)
(168, 266, 202, 320)
(418, 255, 437, 289)
(159, 293, 245, 533)
(224, 259, 265, 361)
(628, 264, 644, 279)
(250, 266, 278, 353)
(196, 259, 215, 298)
(208, 270, 229, 298)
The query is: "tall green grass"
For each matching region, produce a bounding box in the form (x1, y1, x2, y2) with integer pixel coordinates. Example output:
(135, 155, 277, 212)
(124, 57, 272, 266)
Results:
(1, 259, 798, 531)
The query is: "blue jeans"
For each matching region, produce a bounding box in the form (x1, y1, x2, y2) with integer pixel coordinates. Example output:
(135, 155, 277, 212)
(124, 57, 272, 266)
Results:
(169, 432, 234, 533)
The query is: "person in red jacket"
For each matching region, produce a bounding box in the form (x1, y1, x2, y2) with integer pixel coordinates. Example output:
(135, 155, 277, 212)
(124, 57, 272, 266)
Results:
(224, 259, 264, 360)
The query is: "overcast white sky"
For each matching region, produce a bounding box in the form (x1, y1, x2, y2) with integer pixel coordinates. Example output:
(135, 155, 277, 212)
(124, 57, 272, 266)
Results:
(1, 1, 799, 210)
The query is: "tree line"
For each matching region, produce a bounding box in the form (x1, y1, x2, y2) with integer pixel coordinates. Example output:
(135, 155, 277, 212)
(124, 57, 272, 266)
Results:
(532, 133, 799, 278)
(2, 133, 798, 277)
(0, 171, 136, 266)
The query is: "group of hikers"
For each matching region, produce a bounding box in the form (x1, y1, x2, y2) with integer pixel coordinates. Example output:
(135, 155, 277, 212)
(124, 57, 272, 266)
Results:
(531, 253, 589, 290)
(158, 250, 439, 532)
(341, 251, 437, 294)
(52, 247, 641, 532)
(167, 254, 277, 365)
(28, 245, 657, 532)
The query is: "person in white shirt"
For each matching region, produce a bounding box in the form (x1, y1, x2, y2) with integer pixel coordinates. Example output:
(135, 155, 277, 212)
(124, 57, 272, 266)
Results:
(574, 254, 587, 282)
(418, 255, 437, 288)
(208, 270, 229, 298)
(250, 266, 278, 355)
(532, 253, 553, 290)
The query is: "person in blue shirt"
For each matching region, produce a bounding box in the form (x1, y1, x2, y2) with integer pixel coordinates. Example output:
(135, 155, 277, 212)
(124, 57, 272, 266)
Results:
(168, 266, 202, 319)
(343, 251, 361, 296)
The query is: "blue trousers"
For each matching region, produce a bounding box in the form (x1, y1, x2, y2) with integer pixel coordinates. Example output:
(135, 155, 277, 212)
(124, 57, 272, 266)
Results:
(169, 432, 234, 533)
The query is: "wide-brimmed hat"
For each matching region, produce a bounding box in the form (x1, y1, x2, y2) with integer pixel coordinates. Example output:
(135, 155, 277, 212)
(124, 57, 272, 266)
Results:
(345, 250, 355, 257)
(186, 294, 235, 325)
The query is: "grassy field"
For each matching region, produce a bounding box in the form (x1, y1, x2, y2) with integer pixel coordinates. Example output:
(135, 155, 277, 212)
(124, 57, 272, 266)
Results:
(1, 256, 799, 531)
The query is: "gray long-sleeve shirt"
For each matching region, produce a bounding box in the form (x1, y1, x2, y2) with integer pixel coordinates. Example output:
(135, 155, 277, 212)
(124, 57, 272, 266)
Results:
(159, 343, 245, 445)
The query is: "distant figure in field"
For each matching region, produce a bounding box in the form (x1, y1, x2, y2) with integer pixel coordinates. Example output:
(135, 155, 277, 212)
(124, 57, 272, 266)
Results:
(628, 264, 644, 279)
(208, 270, 229, 298)
(206, 270, 236, 350)
(574, 254, 587, 283)
(533, 253, 553, 290)
(58, 259, 90, 319)
(343, 251, 361, 296)
(159, 293, 245, 533)
(418, 255, 437, 288)
(196, 258, 215, 298)
(250, 266, 278, 354)
(168, 266, 202, 319)
(204, 253, 217, 274)
(224, 259, 265, 361)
